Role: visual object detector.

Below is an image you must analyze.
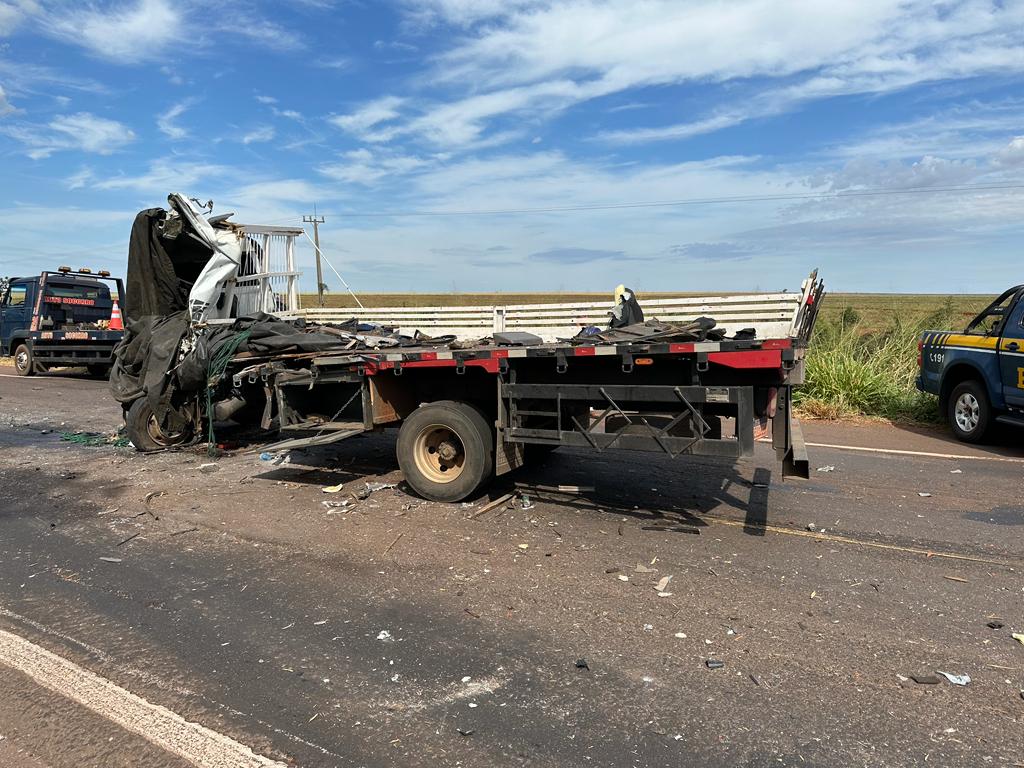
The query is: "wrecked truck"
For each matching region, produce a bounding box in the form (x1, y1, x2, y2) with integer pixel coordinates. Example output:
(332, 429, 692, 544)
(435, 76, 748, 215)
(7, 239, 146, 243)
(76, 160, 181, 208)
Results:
(111, 194, 824, 502)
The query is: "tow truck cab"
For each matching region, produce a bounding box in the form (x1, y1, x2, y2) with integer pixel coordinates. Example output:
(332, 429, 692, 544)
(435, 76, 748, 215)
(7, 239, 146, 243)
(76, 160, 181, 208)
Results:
(0, 268, 124, 377)
(917, 285, 1024, 442)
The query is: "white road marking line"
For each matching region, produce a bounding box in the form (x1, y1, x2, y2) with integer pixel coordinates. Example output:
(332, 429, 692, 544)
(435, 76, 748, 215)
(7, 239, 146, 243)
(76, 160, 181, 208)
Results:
(805, 441, 1024, 464)
(0, 629, 288, 768)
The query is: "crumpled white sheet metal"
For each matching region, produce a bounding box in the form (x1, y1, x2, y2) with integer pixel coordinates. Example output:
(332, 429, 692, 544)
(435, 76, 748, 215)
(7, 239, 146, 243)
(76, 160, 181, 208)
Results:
(168, 193, 243, 324)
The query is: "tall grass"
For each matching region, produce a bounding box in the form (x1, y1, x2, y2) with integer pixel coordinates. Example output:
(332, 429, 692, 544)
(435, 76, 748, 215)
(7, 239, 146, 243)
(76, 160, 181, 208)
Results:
(796, 300, 961, 423)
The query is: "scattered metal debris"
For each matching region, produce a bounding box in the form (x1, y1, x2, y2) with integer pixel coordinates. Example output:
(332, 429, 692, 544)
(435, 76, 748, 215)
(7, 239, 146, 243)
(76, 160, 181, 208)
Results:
(705, 659, 725, 669)
(937, 671, 971, 686)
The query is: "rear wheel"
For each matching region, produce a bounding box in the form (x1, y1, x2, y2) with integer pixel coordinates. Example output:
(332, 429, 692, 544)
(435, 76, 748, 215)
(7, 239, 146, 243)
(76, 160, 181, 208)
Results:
(397, 400, 493, 502)
(948, 380, 993, 444)
(125, 397, 193, 452)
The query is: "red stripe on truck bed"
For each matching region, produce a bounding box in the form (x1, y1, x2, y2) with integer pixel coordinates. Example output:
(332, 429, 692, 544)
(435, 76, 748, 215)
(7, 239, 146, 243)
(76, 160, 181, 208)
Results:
(707, 350, 782, 368)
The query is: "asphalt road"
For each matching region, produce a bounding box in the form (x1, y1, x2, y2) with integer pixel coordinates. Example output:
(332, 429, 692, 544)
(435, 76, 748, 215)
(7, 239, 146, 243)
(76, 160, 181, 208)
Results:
(0, 370, 1023, 767)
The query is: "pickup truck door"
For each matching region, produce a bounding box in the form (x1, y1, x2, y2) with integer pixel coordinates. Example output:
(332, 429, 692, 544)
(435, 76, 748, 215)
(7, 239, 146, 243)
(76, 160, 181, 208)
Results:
(998, 293, 1024, 409)
(0, 281, 31, 349)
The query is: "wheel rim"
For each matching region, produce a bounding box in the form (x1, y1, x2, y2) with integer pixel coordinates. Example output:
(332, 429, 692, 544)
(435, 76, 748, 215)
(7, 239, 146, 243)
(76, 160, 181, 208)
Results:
(14, 349, 28, 372)
(146, 414, 188, 447)
(412, 424, 466, 484)
(954, 392, 980, 433)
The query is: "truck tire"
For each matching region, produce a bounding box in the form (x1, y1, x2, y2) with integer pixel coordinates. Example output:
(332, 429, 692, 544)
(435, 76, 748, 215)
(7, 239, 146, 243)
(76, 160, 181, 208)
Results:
(948, 380, 993, 444)
(397, 400, 494, 502)
(125, 398, 193, 452)
(13, 343, 34, 376)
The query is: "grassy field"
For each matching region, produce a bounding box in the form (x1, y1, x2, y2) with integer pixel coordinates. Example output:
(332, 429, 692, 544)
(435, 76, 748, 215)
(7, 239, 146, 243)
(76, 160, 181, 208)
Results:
(302, 290, 992, 424)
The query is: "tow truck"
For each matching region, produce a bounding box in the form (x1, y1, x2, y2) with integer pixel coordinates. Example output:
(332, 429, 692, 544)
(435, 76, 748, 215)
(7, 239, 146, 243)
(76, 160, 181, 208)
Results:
(918, 285, 1024, 442)
(0, 267, 124, 377)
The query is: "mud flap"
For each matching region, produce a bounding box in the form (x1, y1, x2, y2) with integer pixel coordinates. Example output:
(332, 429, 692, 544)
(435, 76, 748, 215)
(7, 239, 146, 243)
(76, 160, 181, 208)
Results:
(782, 418, 809, 479)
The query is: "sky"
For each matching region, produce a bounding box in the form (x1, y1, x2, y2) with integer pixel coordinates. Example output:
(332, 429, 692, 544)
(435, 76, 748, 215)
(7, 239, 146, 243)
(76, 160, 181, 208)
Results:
(1, 0, 1023, 296)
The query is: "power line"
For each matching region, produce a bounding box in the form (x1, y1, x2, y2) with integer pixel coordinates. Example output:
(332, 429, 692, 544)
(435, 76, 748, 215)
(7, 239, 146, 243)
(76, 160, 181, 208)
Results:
(309, 181, 1024, 219)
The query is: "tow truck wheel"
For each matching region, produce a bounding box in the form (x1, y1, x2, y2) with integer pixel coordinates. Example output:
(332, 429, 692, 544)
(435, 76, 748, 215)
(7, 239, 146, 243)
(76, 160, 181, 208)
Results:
(398, 400, 494, 502)
(125, 398, 193, 452)
(13, 343, 34, 376)
(948, 380, 992, 444)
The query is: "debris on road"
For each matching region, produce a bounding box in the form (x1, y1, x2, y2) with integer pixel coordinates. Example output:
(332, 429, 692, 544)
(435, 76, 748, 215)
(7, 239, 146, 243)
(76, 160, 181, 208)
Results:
(816, 466, 835, 473)
(918, 492, 932, 498)
(198, 463, 219, 473)
(376, 630, 393, 642)
(674, 632, 687, 639)
(358, 481, 397, 499)
(98, 556, 123, 563)
(520, 494, 534, 510)
(910, 674, 942, 685)
(937, 671, 971, 686)
(635, 563, 656, 573)
(705, 659, 725, 669)
(618, 575, 629, 582)
(575, 658, 590, 670)
(469, 493, 515, 520)
(382, 532, 404, 555)
(322, 483, 344, 493)
(1012, 633, 1024, 646)
(987, 621, 1004, 630)
(943, 575, 969, 583)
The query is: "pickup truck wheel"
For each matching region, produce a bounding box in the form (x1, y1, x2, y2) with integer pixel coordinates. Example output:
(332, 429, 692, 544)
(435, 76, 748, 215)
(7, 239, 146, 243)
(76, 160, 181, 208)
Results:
(398, 401, 494, 502)
(948, 380, 992, 444)
(125, 398, 193, 452)
(13, 343, 34, 376)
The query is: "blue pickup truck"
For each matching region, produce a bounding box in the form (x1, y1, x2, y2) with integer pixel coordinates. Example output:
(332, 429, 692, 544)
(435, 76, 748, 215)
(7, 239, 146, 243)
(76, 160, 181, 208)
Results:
(0, 267, 124, 377)
(917, 285, 1024, 442)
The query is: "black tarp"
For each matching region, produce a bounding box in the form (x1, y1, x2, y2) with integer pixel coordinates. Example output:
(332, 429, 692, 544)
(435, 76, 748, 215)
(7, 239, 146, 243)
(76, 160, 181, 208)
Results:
(123, 208, 213, 323)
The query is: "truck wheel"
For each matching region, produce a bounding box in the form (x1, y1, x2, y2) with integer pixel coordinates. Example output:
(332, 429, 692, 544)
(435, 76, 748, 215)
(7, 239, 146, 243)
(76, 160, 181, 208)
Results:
(125, 398, 193, 452)
(13, 343, 34, 376)
(948, 380, 992, 444)
(397, 400, 494, 502)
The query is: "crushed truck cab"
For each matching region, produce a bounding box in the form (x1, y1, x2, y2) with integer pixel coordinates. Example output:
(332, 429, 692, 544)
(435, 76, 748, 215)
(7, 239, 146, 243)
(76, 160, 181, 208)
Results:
(917, 284, 1024, 442)
(0, 268, 125, 377)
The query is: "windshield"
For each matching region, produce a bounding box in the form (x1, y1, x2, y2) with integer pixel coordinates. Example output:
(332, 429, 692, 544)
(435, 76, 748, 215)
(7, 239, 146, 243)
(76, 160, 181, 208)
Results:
(964, 286, 1022, 336)
(44, 281, 110, 305)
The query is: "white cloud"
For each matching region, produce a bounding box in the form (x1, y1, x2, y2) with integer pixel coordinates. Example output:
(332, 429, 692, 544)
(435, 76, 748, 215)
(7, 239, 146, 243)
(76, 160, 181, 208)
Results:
(318, 148, 431, 185)
(382, 0, 1024, 149)
(329, 96, 406, 141)
(157, 100, 193, 140)
(241, 125, 275, 144)
(96, 158, 231, 194)
(255, 94, 278, 105)
(0, 83, 16, 116)
(0, 0, 32, 36)
(227, 18, 304, 52)
(64, 166, 93, 190)
(402, 0, 540, 27)
(274, 108, 303, 121)
(42, 0, 182, 64)
(2, 111, 135, 158)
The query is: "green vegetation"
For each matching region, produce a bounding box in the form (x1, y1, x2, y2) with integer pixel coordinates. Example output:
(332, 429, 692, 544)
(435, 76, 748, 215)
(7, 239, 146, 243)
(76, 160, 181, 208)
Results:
(795, 295, 987, 423)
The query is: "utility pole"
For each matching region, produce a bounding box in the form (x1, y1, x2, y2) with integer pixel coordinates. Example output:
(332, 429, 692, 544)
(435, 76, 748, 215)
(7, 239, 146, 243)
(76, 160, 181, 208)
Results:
(303, 208, 326, 307)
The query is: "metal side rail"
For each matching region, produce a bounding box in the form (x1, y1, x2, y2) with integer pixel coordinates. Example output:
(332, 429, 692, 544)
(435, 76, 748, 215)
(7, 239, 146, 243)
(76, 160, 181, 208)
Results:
(260, 424, 366, 452)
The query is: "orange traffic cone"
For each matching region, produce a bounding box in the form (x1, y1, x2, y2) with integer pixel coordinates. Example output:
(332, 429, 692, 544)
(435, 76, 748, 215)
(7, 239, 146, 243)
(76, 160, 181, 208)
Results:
(109, 300, 124, 331)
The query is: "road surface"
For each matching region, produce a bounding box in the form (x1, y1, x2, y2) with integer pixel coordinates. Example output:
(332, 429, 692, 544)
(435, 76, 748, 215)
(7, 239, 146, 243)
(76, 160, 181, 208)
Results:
(0, 371, 1022, 767)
